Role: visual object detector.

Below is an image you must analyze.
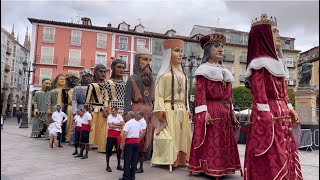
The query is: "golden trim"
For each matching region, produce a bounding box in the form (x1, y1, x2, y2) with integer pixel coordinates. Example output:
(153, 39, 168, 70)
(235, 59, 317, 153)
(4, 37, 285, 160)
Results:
(194, 113, 207, 149)
(273, 161, 287, 180)
(189, 159, 242, 176)
(255, 121, 275, 156)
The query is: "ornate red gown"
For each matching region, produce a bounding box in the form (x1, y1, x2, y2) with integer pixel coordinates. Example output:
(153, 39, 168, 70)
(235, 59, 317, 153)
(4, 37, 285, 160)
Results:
(244, 68, 303, 180)
(189, 75, 241, 177)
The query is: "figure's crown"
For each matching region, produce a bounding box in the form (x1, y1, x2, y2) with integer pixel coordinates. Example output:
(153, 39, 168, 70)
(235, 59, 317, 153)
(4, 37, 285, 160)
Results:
(251, 14, 277, 27)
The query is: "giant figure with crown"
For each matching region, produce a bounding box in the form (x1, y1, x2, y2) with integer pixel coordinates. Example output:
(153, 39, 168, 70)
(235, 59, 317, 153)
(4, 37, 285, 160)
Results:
(244, 14, 302, 180)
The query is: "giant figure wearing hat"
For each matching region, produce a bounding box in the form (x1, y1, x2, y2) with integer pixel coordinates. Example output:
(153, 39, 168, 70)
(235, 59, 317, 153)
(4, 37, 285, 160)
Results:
(243, 14, 302, 180)
(151, 38, 192, 172)
(85, 64, 109, 152)
(31, 78, 52, 138)
(124, 46, 154, 172)
(64, 72, 80, 142)
(188, 33, 242, 179)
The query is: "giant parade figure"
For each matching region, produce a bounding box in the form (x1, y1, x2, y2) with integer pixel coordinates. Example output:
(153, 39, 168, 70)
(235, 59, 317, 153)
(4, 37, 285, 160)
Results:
(124, 47, 155, 172)
(85, 64, 109, 152)
(50, 74, 68, 143)
(244, 14, 302, 180)
(31, 78, 52, 138)
(151, 39, 192, 172)
(64, 72, 79, 142)
(188, 33, 242, 179)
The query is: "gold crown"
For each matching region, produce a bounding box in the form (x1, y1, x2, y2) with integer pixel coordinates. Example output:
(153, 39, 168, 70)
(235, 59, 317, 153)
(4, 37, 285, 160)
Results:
(251, 14, 277, 27)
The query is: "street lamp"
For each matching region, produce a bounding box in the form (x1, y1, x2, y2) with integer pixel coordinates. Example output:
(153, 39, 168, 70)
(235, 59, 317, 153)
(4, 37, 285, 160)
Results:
(182, 53, 202, 104)
(19, 60, 36, 128)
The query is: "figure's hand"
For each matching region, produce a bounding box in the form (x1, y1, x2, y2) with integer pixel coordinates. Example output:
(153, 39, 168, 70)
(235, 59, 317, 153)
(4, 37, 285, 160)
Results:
(188, 112, 192, 120)
(205, 112, 211, 125)
(120, 143, 124, 150)
(103, 107, 109, 118)
(154, 111, 166, 123)
(231, 111, 240, 127)
(289, 109, 300, 126)
(34, 109, 39, 117)
(46, 108, 51, 115)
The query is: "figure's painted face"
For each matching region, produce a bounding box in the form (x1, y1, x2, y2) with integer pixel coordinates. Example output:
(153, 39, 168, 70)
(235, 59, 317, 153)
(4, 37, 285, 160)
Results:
(57, 76, 66, 87)
(171, 47, 183, 65)
(113, 63, 126, 77)
(271, 25, 280, 50)
(42, 80, 52, 91)
(139, 56, 152, 70)
(67, 76, 79, 87)
(81, 74, 93, 86)
(95, 68, 107, 81)
(209, 43, 224, 62)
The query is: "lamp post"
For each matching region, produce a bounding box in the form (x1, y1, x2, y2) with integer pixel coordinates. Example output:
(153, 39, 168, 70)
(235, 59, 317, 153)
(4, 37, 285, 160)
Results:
(19, 60, 36, 128)
(182, 53, 202, 104)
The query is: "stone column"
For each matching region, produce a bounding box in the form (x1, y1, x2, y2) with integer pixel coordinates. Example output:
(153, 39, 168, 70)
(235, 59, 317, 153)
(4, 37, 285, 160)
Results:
(295, 87, 318, 125)
(2, 98, 7, 115)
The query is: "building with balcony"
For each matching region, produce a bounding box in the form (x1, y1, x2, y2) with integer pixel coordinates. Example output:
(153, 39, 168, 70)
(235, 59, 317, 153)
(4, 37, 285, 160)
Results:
(1, 26, 30, 117)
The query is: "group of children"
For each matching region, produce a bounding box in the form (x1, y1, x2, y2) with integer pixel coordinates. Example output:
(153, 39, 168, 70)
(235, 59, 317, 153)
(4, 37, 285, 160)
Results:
(47, 105, 146, 180)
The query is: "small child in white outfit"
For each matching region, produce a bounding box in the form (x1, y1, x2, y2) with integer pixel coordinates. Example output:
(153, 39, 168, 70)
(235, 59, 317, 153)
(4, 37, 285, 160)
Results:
(48, 121, 62, 149)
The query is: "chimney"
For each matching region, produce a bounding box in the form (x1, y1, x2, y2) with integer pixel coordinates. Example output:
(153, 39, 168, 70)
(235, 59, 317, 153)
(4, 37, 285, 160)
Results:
(81, 17, 92, 26)
(107, 22, 112, 28)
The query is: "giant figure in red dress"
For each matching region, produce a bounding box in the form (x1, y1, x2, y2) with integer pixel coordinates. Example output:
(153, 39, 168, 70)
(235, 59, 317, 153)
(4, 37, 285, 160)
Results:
(189, 33, 242, 179)
(244, 14, 302, 180)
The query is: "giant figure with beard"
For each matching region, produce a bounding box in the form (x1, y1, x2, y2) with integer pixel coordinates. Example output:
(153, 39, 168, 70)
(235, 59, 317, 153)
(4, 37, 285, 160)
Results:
(124, 47, 154, 173)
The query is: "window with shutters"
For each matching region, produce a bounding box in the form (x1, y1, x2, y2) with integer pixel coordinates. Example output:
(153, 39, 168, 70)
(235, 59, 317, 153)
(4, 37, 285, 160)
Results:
(118, 55, 128, 71)
(97, 33, 107, 49)
(285, 57, 294, 67)
(95, 52, 107, 66)
(119, 37, 128, 51)
(39, 68, 52, 85)
(70, 30, 82, 46)
(68, 49, 81, 66)
(137, 39, 146, 49)
(42, 27, 55, 43)
(41, 47, 54, 64)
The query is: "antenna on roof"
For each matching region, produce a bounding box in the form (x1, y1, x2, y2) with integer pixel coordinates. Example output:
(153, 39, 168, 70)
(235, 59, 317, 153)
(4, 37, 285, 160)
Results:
(137, 18, 141, 24)
(217, 18, 220, 28)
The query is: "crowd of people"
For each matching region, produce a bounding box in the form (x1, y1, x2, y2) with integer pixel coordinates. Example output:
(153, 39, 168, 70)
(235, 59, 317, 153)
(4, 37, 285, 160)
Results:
(28, 14, 302, 180)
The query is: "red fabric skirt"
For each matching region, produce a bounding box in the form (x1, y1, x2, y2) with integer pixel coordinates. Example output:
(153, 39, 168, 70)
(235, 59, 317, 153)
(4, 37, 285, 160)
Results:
(189, 101, 241, 176)
(125, 138, 139, 144)
(244, 99, 302, 180)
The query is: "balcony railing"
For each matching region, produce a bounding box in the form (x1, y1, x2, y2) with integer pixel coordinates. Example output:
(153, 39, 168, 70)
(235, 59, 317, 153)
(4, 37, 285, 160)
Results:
(118, 43, 128, 51)
(97, 40, 107, 49)
(35, 55, 58, 65)
(64, 57, 84, 67)
(240, 55, 247, 64)
(240, 75, 246, 82)
(5, 64, 10, 72)
(3, 82, 9, 89)
(42, 33, 55, 43)
(70, 37, 81, 46)
(6, 47, 12, 55)
(224, 54, 234, 62)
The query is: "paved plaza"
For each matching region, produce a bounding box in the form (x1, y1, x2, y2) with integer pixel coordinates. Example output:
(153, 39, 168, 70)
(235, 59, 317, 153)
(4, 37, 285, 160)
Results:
(1, 118, 319, 180)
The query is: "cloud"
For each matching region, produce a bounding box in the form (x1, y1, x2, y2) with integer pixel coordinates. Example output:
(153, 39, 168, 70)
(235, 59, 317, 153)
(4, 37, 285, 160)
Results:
(1, 0, 318, 52)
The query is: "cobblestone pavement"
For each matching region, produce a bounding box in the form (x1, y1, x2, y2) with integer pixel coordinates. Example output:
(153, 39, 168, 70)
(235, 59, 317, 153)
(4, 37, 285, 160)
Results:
(1, 118, 319, 180)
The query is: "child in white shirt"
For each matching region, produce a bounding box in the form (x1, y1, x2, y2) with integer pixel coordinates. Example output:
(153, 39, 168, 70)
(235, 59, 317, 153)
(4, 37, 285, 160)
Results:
(48, 121, 62, 149)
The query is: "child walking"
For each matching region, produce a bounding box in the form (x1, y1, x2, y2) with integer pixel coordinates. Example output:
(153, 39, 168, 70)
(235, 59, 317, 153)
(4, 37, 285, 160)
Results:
(48, 121, 62, 149)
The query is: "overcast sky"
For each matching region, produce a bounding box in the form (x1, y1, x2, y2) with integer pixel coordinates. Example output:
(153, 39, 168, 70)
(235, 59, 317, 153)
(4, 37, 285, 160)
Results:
(1, 0, 319, 52)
